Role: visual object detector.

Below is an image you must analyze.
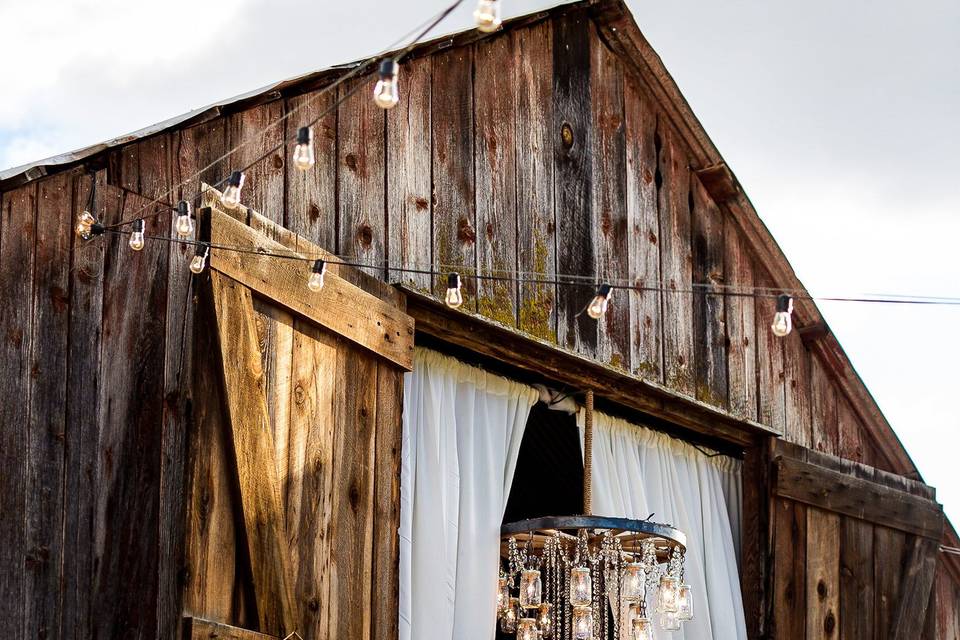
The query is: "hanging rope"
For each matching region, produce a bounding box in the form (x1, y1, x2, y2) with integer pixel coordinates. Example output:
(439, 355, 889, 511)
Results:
(583, 390, 594, 516)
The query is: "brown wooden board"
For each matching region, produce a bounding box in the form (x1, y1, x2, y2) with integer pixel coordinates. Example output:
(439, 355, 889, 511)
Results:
(889, 535, 940, 640)
(772, 498, 807, 638)
(252, 300, 295, 490)
(755, 270, 786, 434)
(552, 8, 596, 354)
(810, 355, 839, 455)
(690, 171, 727, 407)
(840, 516, 875, 639)
(837, 394, 864, 463)
(514, 22, 557, 342)
(874, 527, 909, 635)
(805, 508, 840, 639)
(226, 101, 286, 223)
(783, 332, 813, 448)
(285, 88, 338, 250)
(184, 617, 277, 640)
(385, 55, 432, 291)
(722, 218, 757, 421)
(740, 442, 769, 638)
(431, 46, 476, 307)
(338, 76, 386, 277)
(623, 75, 662, 381)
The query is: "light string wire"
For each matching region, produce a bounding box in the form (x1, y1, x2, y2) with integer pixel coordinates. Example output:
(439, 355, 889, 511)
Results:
(102, 0, 467, 230)
(98, 227, 960, 306)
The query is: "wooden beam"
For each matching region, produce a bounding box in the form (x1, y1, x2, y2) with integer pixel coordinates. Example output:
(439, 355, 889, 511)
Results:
(210, 272, 298, 635)
(772, 456, 944, 540)
(694, 163, 740, 204)
(183, 617, 278, 640)
(209, 208, 414, 370)
(403, 288, 778, 447)
(889, 536, 939, 640)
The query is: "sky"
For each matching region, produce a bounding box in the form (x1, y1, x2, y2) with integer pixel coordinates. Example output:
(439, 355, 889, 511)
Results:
(1, 0, 958, 522)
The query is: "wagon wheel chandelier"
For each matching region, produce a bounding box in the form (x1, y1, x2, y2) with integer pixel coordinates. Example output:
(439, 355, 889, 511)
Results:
(495, 392, 693, 640)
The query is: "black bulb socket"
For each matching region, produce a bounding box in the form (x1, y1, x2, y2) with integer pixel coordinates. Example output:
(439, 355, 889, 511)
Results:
(596, 283, 613, 298)
(133, 219, 145, 233)
(447, 272, 461, 289)
(90, 223, 106, 237)
(177, 200, 191, 216)
(379, 59, 399, 79)
(297, 127, 312, 145)
(312, 259, 326, 274)
(227, 171, 245, 188)
(775, 294, 793, 313)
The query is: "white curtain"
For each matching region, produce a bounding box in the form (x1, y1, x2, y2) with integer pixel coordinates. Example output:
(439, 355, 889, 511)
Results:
(400, 349, 538, 640)
(579, 411, 747, 640)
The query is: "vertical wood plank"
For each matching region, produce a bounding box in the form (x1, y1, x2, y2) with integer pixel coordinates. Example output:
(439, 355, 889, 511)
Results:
(514, 23, 556, 342)
(251, 300, 295, 490)
(723, 220, 757, 420)
(431, 47, 476, 307)
(286, 321, 339, 639)
(805, 508, 840, 639)
(875, 527, 909, 635)
(327, 343, 378, 640)
(690, 172, 727, 406)
(386, 56, 432, 290)
(371, 363, 403, 640)
(837, 394, 864, 463)
(755, 274, 786, 433)
(25, 173, 71, 640)
(740, 442, 769, 638)
(657, 125, 694, 394)
(552, 9, 595, 353)
(0, 183, 36, 640)
(810, 357, 839, 455)
(590, 30, 629, 370)
(338, 77, 386, 277)
(61, 172, 105, 640)
(624, 79, 662, 380)
(285, 89, 338, 250)
(210, 272, 298, 636)
(784, 334, 813, 448)
(772, 499, 807, 638)
(227, 102, 286, 223)
(475, 34, 519, 326)
(840, 516, 875, 639)
(179, 119, 228, 206)
(889, 536, 940, 640)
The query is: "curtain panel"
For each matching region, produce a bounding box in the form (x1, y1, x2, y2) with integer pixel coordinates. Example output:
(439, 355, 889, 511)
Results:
(400, 349, 539, 640)
(578, 411, 747, 640)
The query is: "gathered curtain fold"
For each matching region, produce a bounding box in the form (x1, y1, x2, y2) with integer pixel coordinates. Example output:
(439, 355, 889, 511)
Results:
(578, 410, 747, 640)
(399, 348, 539, 640)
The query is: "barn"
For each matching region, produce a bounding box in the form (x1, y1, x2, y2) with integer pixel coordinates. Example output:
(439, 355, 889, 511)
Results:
(1, 0, 958, 638)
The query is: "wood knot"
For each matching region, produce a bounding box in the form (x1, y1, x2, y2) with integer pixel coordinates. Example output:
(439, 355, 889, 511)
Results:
(485, 222, 495, 240)
(457, 218, 476, 244)
(271, 154, 284, 169)
(642, 168, 654, 184)
(560, 123, 574, 149)
(647, 230, 657, 245)
(344, 153, 358, 171)
(414, 197, 429, 211)
(294, 384, 306, 406)
(308, 597, 320, 612)
(309, 203, 321, 222)
(824, 612, 836, 634)
(817, 580, 827, 598)
(356, 224, 373, 247)
(349, 482, 362, 510)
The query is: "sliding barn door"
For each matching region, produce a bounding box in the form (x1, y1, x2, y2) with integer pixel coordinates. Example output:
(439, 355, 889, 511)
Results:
(182, 205, 413, 640)
(770, 441, 944, 640)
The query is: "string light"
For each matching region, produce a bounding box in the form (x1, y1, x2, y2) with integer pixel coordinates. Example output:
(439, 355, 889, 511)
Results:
(771, 294, 794, 337)
(445, 272, 463, 308)
(221, 171, 245, 210)
(307, 259, 327, 292)
(129, 219, 146, 251)
(189, 243, 210, 274)
(586, 283, 612, 320)
(175, 200, 194, 238)
(373, 60, 400, 109)
(474, 0, 502, 32)
(293, 127, 315, 171)
(75, 211, 97, 240)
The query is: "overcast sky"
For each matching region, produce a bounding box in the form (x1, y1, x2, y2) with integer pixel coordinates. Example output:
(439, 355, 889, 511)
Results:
(1, 0, 958, 523)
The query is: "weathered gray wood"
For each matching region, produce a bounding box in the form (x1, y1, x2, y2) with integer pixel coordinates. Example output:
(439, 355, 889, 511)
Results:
(285, 88, 338, 250)
(591, 27, 629, 370)
(514, 22, 556, 342)
(889, 535, 940, 640)
(385, 55, 432, 290)
(227, 101, 286, 223)
(772, 498, 806, 638)
(475, 33, 519, 326)
(755, 271, 786, 434)
(431, 46, 476, 308)
(723, 218, 757, 421)
(0, 182, 36, 640)
(805, 508, 840, 639)
(810, 355, 839, 455)
(875, 527, 909, 635)
(623, 74, 662, 380)
(840, 516, 875, 639)
(783, 333, 813, 448)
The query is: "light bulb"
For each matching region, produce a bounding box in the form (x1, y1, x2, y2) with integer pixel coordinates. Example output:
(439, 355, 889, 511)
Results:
(128, 219, 145, 251)
(659, 610, 681, 631)
(497, 576, 509, 613)
(771, 294, 794, 337)
(445, 272, 463, 308)
(631, 617, 653, 640)
(587, 283, 613, 320)
(473, 0, 502, 32)
(307, 259, 327, 292)
(518, 617, 538, 640)
(519, 569, 541, 609)
(537, 602, 553, 638)
(175, 200, 194, 238)
(572, 605, 593, 640)
(657, 575, 678, 613)
(293, 126, 315, 171)
(373, 59, 400, 109)
(190, 244, 209, 274)
(570, 566, 592, 606)
(676, 583, 693, 621)
(622, 562, 646, 602)
(221, 171, 245, 210)
(76, 211, 96, 239)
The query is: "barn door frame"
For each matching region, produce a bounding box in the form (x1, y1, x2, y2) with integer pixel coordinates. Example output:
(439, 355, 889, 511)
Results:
(768, 440, 944, 640)
(192, 200, 413, 637)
